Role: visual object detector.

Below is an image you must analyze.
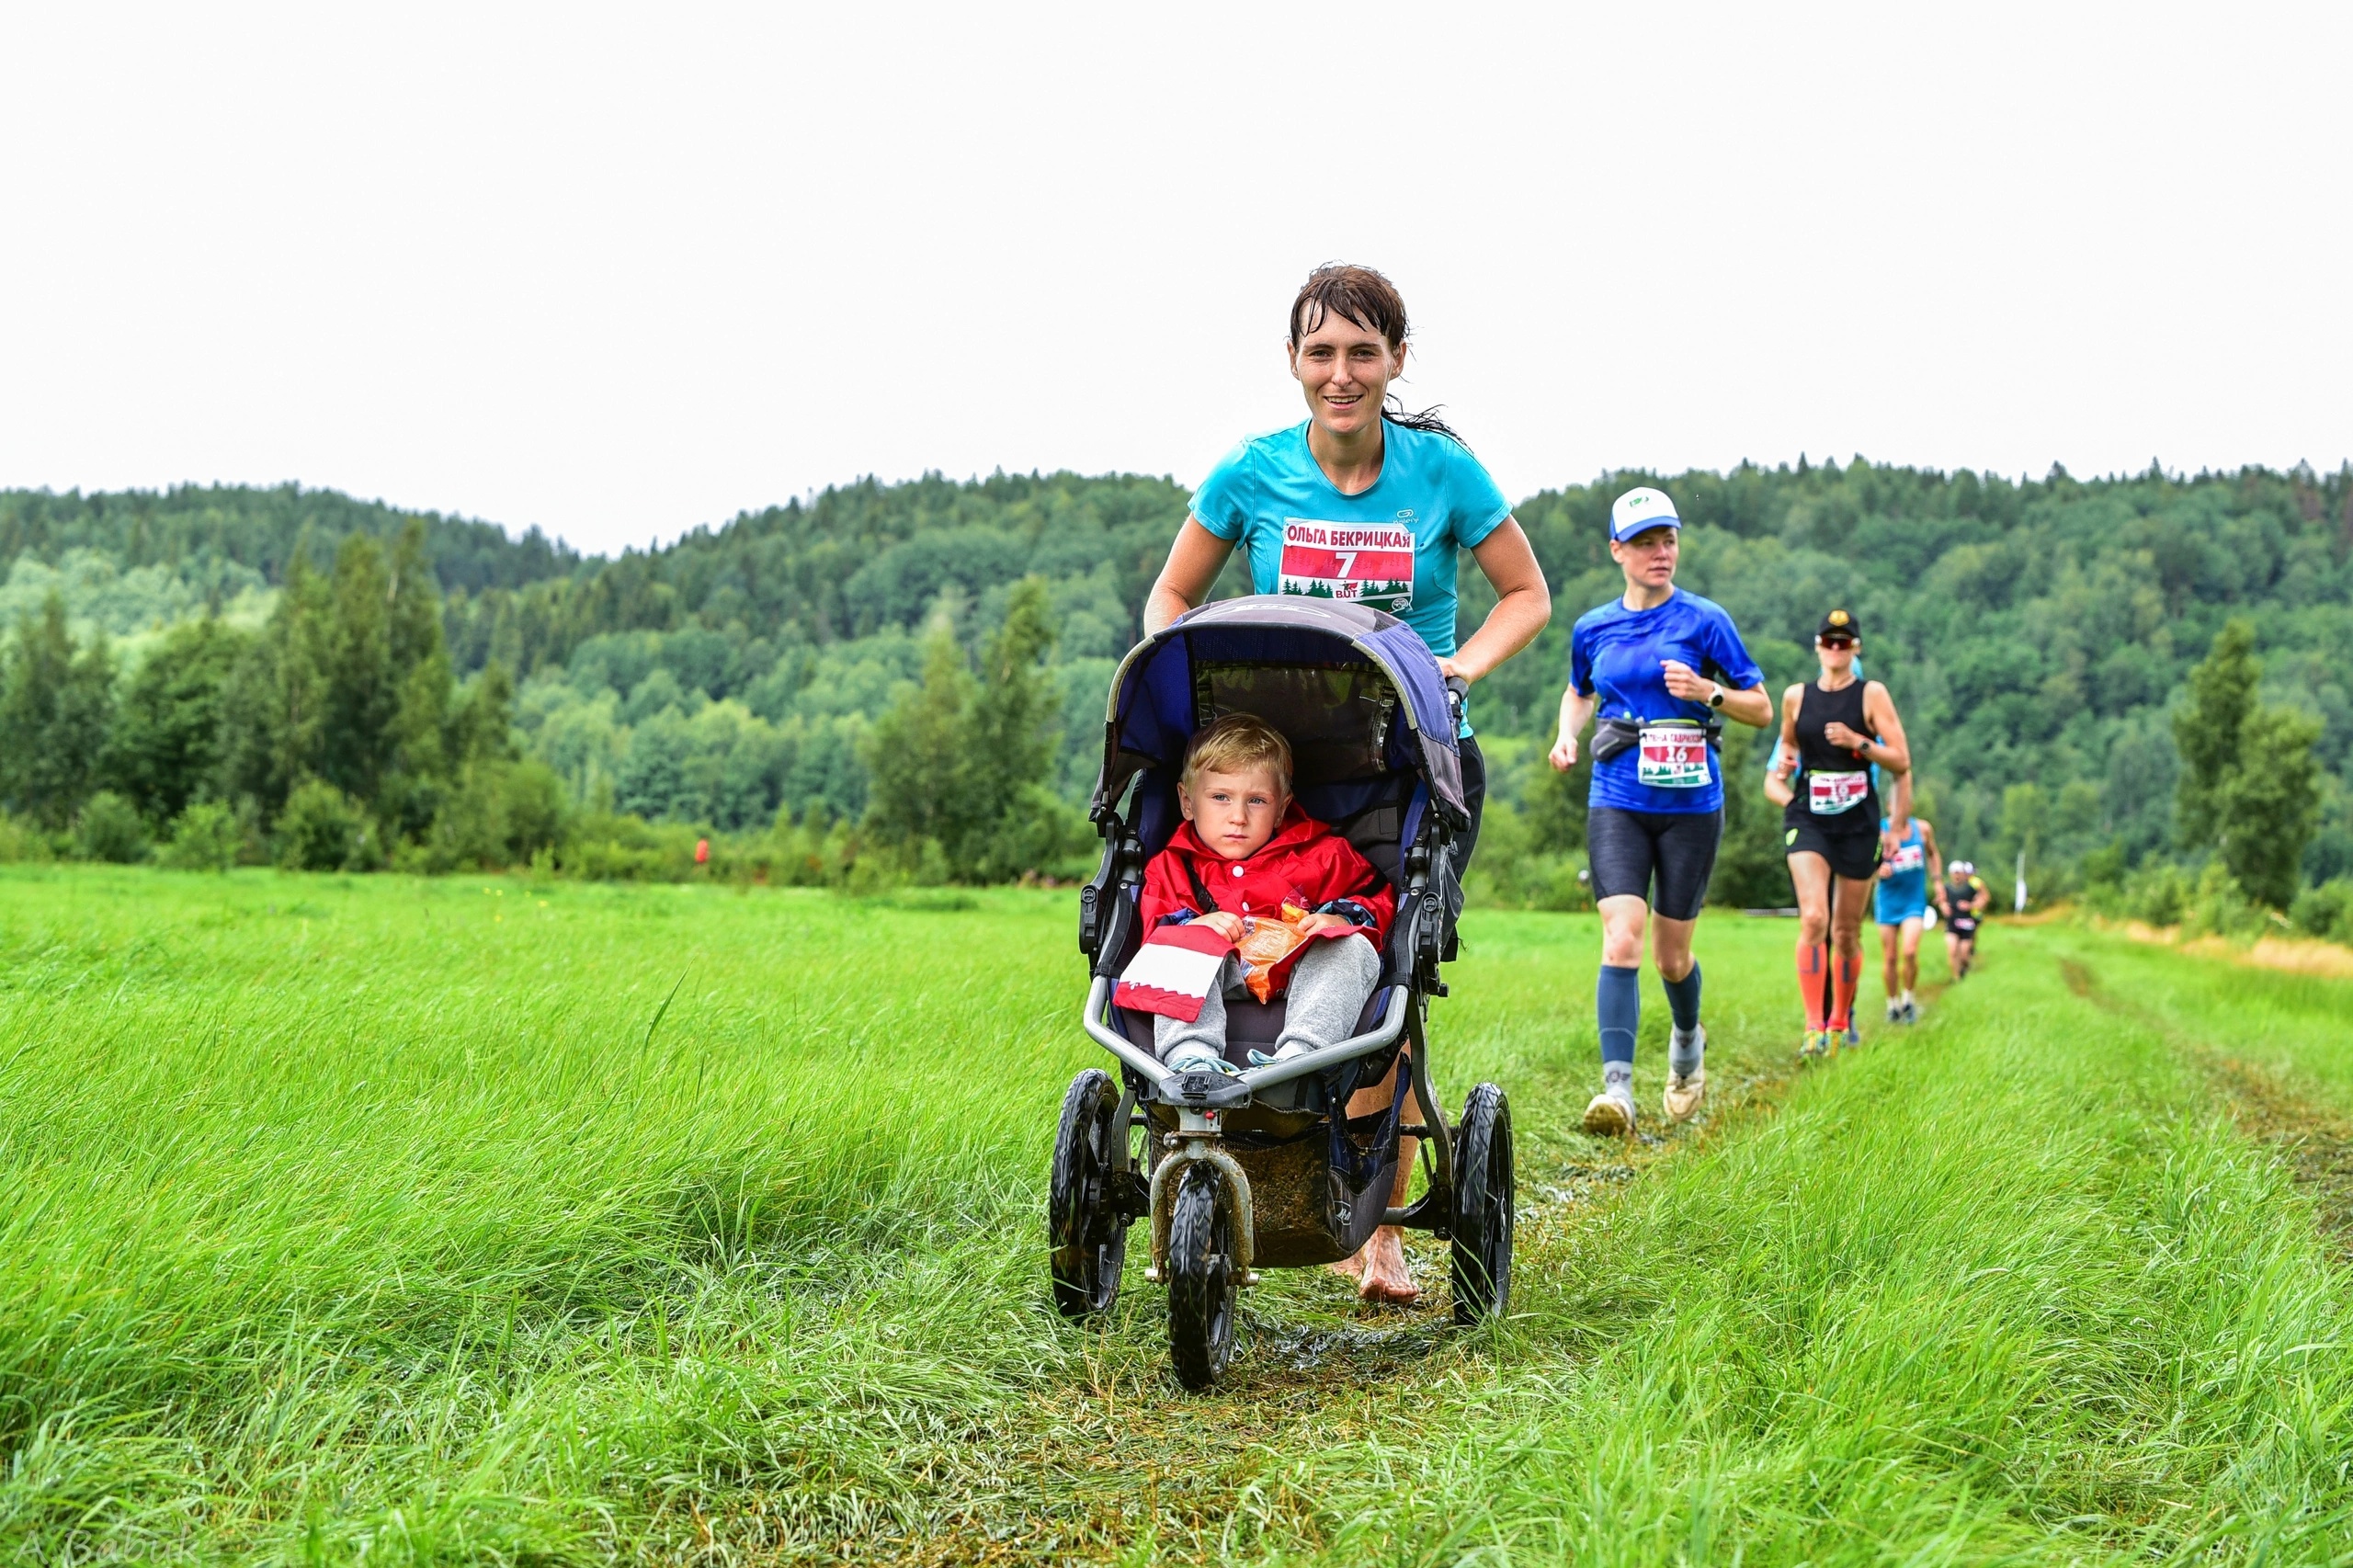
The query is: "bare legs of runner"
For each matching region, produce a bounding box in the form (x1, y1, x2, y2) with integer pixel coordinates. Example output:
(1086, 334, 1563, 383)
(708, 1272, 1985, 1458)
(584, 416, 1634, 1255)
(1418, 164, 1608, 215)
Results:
(1790, 852, 1874, 1038)
(1879, 915, 1922, 1001)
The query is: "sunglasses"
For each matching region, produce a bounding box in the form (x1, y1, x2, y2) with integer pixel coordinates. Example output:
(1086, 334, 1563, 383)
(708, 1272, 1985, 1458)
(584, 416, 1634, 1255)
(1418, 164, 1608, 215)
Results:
(1819, 636, 1857, 649)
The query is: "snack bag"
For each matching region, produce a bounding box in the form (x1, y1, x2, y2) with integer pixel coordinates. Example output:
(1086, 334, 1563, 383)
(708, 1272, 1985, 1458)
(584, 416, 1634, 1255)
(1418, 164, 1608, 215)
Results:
(1235, 903, 1314, 1003)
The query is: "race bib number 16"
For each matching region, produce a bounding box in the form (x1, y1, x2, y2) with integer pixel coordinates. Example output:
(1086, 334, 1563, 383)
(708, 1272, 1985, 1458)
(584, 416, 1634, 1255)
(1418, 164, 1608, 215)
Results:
(1278, 520, 1415, 614)
(1637, 725, 1711, 789)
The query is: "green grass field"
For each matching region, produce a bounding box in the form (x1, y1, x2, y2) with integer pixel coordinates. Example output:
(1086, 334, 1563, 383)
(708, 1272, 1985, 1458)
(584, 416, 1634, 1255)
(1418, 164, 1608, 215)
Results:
(2, 869, 2349, 1565)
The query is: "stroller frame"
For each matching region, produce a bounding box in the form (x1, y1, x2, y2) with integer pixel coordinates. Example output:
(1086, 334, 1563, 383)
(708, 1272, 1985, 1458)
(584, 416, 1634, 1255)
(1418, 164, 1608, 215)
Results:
(1050, 597, 1514, 1387)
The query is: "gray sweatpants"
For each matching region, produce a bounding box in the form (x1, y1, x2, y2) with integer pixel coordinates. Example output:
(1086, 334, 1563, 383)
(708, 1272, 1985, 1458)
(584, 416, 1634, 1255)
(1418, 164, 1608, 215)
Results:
(1155, 932, 1382, 1065)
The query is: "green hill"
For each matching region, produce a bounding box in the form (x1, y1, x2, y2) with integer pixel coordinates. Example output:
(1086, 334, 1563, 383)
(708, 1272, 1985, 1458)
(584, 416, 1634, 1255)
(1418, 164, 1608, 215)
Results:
(4, 459, 2347, 906)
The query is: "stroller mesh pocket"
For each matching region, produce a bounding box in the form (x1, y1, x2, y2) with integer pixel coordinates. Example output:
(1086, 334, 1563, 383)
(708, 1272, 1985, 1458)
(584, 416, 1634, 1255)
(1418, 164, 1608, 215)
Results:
(1191, 662, 1397, 785)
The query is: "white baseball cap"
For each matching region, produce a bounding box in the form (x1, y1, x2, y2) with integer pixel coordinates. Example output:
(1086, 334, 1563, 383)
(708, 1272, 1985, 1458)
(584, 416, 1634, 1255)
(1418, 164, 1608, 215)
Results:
(1610, 486, 1681, 542)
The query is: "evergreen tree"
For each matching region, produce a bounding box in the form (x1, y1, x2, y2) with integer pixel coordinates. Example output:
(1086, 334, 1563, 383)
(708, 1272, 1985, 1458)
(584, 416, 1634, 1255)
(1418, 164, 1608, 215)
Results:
(217, 543, 333, 818)
(2174, 619, 2256, 849)
(861, 619, 978, 865)
(105, 618, 251, 824)
(319, 531, 398, 801)
(0, 593, 115, 829)
(2215, 707, 2323, 907)
(2172, 619, 2323, 907)
(954, 577, 1062, 880)
(378, 525, 463, 838)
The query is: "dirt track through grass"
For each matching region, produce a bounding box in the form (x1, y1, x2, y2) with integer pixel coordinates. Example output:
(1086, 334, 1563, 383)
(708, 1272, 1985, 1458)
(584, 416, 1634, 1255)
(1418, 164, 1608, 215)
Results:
(3, 869, 2351, 1564)
(2062, 950, 2353, 1260)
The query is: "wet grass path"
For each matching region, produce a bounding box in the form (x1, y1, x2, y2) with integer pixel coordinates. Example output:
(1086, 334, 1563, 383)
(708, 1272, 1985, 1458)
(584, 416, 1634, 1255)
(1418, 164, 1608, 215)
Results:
(0, 869, 2349, 1563)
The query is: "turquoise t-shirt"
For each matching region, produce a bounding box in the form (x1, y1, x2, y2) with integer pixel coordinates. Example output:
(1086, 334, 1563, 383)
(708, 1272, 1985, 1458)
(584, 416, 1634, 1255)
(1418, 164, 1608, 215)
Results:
(1188, 420, 1512, 659)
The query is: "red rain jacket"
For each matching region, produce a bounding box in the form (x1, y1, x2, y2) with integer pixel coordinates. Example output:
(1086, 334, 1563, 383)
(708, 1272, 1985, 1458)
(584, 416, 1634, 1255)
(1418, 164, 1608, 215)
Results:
(1139, 803, 1395, 995)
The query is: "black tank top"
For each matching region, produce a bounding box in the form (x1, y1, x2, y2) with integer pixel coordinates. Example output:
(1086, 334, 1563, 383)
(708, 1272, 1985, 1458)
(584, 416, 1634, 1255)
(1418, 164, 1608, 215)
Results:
(1784, 678, 1881, 830)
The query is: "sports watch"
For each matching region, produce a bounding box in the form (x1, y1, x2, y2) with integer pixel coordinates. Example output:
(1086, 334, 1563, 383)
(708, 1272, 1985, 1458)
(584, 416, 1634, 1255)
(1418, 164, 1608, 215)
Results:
(1708, 683, 1726, 709)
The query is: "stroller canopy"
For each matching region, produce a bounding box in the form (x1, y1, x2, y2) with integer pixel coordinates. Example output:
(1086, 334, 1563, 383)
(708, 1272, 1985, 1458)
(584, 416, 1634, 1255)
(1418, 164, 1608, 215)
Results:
(1091, 597, 1467, 844)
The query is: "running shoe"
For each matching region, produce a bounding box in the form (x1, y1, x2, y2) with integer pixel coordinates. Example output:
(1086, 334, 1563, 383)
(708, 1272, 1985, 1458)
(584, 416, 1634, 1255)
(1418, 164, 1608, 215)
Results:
(1663, 1067, 1706, 1123)
(1664, 1025, 1706, 1122)
(1797, 1031, 1829, 1062)
(1902, 999, 1920, 1024)
(1842, 1023, 1860, 1049)
(1885, 999, 1903, 1023)
(1582, 1085, 1637, 1136)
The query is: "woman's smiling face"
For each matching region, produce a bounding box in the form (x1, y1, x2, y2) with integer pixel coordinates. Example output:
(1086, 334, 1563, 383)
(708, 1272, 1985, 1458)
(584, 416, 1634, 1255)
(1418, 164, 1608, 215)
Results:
(1289, 310, 1403, 439)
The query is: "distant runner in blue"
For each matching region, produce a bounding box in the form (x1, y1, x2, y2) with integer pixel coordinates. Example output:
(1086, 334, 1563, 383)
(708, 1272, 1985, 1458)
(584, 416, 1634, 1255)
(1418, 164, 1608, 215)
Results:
(1143, 262, 1552, 1310)
(1874, 812, 1943, 1024)
(1550, 486, 1772, 1137)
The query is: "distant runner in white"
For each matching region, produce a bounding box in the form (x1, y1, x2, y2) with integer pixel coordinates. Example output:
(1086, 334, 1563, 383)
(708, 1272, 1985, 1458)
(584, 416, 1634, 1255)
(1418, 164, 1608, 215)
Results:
(1144, 262, 1552, 1306)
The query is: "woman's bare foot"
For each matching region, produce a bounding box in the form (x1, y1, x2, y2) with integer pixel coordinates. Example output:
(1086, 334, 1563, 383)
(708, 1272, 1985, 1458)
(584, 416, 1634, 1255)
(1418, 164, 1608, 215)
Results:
(1325, 1253, 1365, 1282)
(1352, 1226, 1419, 1304)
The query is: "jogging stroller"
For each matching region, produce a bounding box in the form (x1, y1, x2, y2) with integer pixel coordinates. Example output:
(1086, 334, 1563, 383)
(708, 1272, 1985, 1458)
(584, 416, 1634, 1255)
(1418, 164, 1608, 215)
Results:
(1051, 596, 1514, 1388)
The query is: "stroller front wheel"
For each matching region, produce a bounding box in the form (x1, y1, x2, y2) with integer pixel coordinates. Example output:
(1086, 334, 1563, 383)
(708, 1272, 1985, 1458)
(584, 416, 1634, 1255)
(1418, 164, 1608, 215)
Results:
(1165, 1164, 1239, 1388)
(1049, 1068, 1130, 1318)
(1450, 1082, 1514, 1325)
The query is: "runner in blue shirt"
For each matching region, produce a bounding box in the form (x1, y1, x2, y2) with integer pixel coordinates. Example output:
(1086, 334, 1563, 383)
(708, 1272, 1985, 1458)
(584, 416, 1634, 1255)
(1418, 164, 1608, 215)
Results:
(1551, 486, 1772, 1135)
(1874, 812, 1943, 1023)
(1143, 262, 1552, 1307)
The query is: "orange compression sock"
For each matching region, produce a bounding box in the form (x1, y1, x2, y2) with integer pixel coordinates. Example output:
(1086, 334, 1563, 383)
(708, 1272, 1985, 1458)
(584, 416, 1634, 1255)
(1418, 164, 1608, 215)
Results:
(1830, 949, 1862, 1031)
(1797, 942, 1828, 1031)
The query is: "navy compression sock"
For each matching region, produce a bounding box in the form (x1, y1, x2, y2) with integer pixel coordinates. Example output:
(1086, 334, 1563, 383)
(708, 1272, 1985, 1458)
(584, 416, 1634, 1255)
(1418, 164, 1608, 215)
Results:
(1598, 963, 1641, 1077)
(1663, 962, 1702, 1033)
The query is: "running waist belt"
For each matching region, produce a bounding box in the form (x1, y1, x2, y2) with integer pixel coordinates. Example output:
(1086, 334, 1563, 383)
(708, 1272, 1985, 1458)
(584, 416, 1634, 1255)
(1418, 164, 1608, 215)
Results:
(1593, 713, 1722, 764)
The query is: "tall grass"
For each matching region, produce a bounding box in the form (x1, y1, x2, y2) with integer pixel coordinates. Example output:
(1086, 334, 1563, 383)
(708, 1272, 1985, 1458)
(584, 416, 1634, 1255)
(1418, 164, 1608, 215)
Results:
(0, 869, 2347, 1562)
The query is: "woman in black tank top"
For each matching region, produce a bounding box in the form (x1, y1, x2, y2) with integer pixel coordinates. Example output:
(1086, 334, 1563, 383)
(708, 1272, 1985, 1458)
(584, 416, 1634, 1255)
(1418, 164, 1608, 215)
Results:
(1764, 608, 1915, 1061)
(1784, 678, 1880, 832)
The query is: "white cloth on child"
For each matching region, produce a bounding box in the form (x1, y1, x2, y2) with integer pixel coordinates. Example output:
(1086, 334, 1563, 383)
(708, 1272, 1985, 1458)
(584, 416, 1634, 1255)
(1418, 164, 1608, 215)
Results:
(1155, 931, 1381, 1068)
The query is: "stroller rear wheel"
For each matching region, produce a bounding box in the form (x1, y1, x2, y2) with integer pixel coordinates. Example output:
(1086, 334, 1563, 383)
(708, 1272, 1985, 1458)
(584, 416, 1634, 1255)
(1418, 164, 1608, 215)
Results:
(1049, 1069, 1130, 1318)
(1165, 1164, 1239, 1388)
(1450, 1082, 1514, 1325)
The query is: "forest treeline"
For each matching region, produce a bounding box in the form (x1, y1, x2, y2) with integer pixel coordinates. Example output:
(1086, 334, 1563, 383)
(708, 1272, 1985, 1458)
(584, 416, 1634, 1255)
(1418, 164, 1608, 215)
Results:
(1, 460, 2347, 933)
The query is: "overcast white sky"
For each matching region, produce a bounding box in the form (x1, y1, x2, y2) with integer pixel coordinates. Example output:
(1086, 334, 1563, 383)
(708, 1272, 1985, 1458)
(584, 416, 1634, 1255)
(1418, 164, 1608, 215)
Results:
(2, 3, 2347, 556)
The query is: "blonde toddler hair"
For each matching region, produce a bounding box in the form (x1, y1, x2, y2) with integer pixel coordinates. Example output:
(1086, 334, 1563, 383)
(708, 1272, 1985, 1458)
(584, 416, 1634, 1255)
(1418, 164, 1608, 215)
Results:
(1181, 713, 1292, 794)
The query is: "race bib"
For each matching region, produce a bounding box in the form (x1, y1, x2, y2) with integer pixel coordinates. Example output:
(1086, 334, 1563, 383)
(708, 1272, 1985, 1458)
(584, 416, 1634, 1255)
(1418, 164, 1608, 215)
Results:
(1636, 725, 1711, 789)
(1888, 842, 1925, 873)
(1807, 770, 1870, 816)
(1277, 519, 1415, 614)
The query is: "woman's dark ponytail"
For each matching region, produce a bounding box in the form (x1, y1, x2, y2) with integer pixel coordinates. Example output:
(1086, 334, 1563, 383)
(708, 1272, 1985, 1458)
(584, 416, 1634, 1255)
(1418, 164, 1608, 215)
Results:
(1381, 398, 1468, 447)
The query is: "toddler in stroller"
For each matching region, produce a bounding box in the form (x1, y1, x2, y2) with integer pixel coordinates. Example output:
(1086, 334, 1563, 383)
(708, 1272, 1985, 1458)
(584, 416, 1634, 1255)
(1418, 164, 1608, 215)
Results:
(1127, 713, 1394, 1079)
(1054, 597, 1514, 1388)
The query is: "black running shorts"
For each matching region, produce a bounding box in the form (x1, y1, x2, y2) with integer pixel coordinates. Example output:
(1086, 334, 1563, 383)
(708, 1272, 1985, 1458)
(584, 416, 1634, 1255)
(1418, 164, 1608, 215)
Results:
(1784, 820, 1881, 881)
(1587, 806, 1722, 921)
(1948, 915, 1981, 939)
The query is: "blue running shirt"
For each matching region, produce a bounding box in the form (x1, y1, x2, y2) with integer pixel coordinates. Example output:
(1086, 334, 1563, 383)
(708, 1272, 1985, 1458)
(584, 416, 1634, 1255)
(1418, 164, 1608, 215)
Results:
(1189, 421, 1512, 660)
(1570, 588, 1764, 814)
(1875, 817, 1929, 924)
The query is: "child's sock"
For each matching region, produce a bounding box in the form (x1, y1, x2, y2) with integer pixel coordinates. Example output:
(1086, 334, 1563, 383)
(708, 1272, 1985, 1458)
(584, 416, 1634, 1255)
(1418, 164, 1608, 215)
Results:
(1797, 943, 1828, 1031)
(1597, 963, 1641, 1072)
(1663, 962, 1701, 1033)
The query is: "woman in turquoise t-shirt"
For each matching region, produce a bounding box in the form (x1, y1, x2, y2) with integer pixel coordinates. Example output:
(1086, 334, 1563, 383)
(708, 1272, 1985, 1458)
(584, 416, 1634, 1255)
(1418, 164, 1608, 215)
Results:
(1145, 263, 1552, 855)
(1142, 262, 1552, 1306)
